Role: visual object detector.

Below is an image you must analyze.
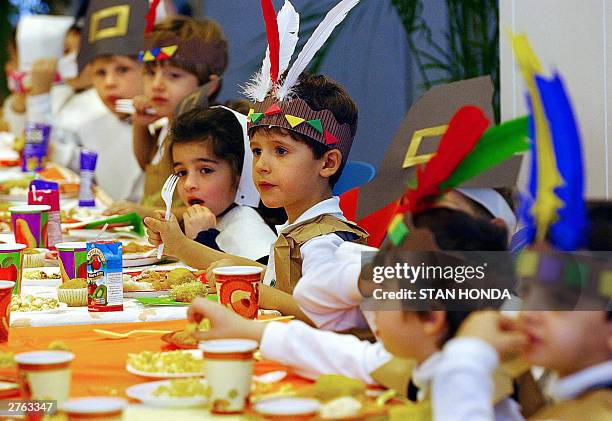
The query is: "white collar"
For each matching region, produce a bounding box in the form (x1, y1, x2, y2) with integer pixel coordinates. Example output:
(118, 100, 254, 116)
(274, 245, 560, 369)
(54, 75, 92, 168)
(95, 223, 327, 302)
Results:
(275, 196, 344, 235)
(411, 352, 444, 401)
(549, 360, 612, 401)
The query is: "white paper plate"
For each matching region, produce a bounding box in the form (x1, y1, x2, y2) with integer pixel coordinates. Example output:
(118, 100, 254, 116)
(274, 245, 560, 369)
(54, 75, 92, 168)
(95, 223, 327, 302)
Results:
(123, 290, 170, 298)
(122, 256, 166, 268)
(12, 302, 69, 315)
(126, 350, 205, 379)
(126, 379, 209, 408)
(253, 397, 321, 416)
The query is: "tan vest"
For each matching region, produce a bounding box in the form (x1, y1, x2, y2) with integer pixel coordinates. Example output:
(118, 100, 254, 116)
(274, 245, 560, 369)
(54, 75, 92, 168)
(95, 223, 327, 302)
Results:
(272, 214, 368, 294)
(140, 138, 183, 209)
(530, 389, 612, 420)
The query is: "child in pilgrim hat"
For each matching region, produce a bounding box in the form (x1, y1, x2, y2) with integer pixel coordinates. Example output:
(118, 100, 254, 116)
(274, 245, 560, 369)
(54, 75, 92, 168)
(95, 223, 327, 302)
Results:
(104, 15, 228, 218)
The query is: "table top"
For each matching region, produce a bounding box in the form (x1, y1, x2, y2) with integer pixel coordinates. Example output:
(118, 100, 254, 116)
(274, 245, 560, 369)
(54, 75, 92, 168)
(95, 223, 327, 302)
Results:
(0, 320, 311, 420)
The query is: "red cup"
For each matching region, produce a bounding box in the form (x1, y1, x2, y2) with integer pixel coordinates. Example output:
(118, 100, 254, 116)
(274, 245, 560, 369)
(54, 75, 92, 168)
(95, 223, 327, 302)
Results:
(212, 266, 263, 319)
(0, 281, 15, 343)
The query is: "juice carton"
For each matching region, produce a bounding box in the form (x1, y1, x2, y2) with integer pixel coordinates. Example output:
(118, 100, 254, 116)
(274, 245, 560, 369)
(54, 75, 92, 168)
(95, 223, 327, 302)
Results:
(86, 241, 123, 312)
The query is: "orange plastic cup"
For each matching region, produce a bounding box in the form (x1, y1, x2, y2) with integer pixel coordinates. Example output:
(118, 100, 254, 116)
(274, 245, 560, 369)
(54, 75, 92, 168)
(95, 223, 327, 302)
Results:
(212, 266, 263, 319)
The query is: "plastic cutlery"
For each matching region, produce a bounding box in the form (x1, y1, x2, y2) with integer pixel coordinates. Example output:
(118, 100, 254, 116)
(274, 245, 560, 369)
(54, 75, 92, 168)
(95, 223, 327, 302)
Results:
(93, 328, 172, 339)
(157, 174, 179, 259)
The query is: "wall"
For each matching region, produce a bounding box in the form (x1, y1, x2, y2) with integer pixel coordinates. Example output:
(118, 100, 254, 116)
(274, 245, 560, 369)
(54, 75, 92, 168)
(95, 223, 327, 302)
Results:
(500, 0, 611, 198)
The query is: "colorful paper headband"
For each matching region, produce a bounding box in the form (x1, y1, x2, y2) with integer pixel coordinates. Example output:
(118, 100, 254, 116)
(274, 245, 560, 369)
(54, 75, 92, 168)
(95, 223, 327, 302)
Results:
(141, 36, 228, 76)
(516, 249, 612, 304)
(386, 107, 529, 246)
(244, 0, 359, 161)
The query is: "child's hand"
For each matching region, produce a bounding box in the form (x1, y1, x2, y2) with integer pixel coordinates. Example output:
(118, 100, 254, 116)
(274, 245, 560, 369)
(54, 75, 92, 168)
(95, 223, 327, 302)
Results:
(458, 311, 527, 360)
(131, 95, 159, 127)
(183, 205, 217, 239)
(29, 58, 57, 95)
(187, 297, 265, 342)
(144, 211, 188, 257)
(103, 201, 157, 219)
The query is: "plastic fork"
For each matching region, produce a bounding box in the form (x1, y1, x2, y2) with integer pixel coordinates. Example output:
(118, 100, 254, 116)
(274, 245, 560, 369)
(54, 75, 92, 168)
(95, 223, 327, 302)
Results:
(115, 98, 156, 115)
(157, 174, 179, 259)
(93, 328, 172, 340)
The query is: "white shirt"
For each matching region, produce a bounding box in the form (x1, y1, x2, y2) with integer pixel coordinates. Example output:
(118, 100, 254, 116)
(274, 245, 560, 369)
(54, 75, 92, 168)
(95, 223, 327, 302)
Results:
(259, 320, 393, 384)
(424, 340, 523, 421)
(548, 360, 612, 401)
(261, 197, 369, 331)
(215, 205, 276, 261)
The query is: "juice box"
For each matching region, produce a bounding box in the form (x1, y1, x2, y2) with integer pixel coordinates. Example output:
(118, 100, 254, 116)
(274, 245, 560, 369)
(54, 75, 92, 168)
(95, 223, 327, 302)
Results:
(86, 241, 123, 312)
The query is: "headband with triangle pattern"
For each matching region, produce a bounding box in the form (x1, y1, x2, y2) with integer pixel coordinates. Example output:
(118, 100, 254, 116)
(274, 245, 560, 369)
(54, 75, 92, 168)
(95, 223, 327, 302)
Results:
(244, 0, 359, 162)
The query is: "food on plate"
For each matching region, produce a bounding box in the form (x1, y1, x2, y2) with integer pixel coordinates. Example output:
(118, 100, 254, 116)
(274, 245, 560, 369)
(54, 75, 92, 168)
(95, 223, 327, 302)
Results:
(185, 318, 211, 334)
(10, 295, 60, 312)
(0, 177, 32, 195)
(57, 278, 88, 307)
(166, 268, 195, 286)
(123, 268, 196, 291)
(153, 378, 211, 398)
(127, 351, 204, 374)
(122, 241, 155, 254)
(310, 375, 366, 401)
(23, 270, 61, 280)
(319, 396, 363, 419)
(169, 282, 208, 303)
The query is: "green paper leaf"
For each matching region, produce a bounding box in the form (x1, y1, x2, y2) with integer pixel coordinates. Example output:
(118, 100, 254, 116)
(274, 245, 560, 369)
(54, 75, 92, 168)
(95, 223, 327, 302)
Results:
(307, 119, 323, 135)
(388, 220, 409, 246)
(441, 116, 530, 190)
(251, 113, 264, 124)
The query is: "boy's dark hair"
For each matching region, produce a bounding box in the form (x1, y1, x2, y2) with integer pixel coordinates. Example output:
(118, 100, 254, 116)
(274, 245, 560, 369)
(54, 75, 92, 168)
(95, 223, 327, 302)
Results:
(251, 72, 358, 187)
(170, 107, 244, 184)
(145, 16, 228, 95)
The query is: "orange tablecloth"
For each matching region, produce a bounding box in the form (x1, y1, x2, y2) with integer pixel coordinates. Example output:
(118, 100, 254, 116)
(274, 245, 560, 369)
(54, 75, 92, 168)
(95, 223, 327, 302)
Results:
(0, 320, 311, 398)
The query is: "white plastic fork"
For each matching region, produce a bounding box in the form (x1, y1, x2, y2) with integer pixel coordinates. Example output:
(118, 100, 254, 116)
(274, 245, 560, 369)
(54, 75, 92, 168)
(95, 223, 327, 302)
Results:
(157, 174, 179, 259)
(115, 99, 156, 115)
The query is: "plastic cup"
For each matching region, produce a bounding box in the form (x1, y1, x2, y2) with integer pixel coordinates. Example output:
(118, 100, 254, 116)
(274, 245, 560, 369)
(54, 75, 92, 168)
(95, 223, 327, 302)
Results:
(10, 205, 51, 248)
(0, 281, 15, 342)
(56, 242, 87, 283)
(0, 244, 26, 295)
(15, 351, 75, 405)
(199, 339, 258, 414)
(62, 397, 127, 421)
(213, 266, 263, 319)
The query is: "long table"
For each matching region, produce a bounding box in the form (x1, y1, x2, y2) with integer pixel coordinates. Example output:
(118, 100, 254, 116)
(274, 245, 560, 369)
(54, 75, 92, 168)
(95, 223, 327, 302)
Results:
(0, 320, 312, 420)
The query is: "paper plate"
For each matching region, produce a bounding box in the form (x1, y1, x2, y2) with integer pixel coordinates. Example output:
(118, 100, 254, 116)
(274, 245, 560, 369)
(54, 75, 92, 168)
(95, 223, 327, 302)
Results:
(126, 379, 209, 408)
(123, 256, 171, 268)
(12, 302, 69, 315)
(124, 290, 170, 299)
(126, 350, 205, 379)
(253, 397, 321, 416)
(21, 267, 62, 287)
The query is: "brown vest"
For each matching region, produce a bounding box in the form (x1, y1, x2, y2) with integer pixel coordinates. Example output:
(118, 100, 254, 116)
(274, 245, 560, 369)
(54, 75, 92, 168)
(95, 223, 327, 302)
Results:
(272, 214, 368, 294)
(140, 137, 183, 209)
(530, 389, 612, 420)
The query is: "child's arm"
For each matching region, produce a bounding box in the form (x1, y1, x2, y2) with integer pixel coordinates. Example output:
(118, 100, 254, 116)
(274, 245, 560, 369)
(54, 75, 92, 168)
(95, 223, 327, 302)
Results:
(432, 312, 527, 421)
(144, 212, 262, 270)
(131, 95, 160, 170)
(259, 284, 314, 326)
(188, 297, 392, 385)
(292, 236, 369, 330)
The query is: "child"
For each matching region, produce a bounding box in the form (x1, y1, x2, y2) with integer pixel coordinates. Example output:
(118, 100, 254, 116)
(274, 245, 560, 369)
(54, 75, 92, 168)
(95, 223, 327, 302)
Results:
(169, 106, 275, 262)
(105, 15, 228, 218)
(430, 201, 612, 421)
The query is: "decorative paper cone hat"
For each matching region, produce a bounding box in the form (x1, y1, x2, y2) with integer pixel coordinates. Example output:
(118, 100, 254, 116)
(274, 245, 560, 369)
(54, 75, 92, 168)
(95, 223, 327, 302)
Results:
(243, 0, 360, 165)
(78, 0, 149, 71)
(355, 76, 523, 220)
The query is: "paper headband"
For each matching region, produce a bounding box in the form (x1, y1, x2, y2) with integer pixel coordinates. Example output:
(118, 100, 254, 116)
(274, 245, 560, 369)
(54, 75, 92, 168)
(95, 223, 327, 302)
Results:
(141, 36, 227, 76)
(247, 96, 353, 163)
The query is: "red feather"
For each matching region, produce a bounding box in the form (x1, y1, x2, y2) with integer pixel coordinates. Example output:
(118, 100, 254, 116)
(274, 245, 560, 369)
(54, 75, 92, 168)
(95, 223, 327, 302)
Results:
(261, 0, 280, 85)
(400, 105, 490, 214)
(145, 0, 161, 34)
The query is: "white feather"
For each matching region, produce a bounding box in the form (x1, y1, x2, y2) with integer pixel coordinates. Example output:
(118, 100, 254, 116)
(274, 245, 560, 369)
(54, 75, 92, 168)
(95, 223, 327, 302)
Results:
(243, 1, 299, 103)
(276, 0, 359, 100)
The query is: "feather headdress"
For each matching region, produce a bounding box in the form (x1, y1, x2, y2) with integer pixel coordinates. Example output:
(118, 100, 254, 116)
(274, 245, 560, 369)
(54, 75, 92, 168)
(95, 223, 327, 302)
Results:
(244, 0, 360, 164)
